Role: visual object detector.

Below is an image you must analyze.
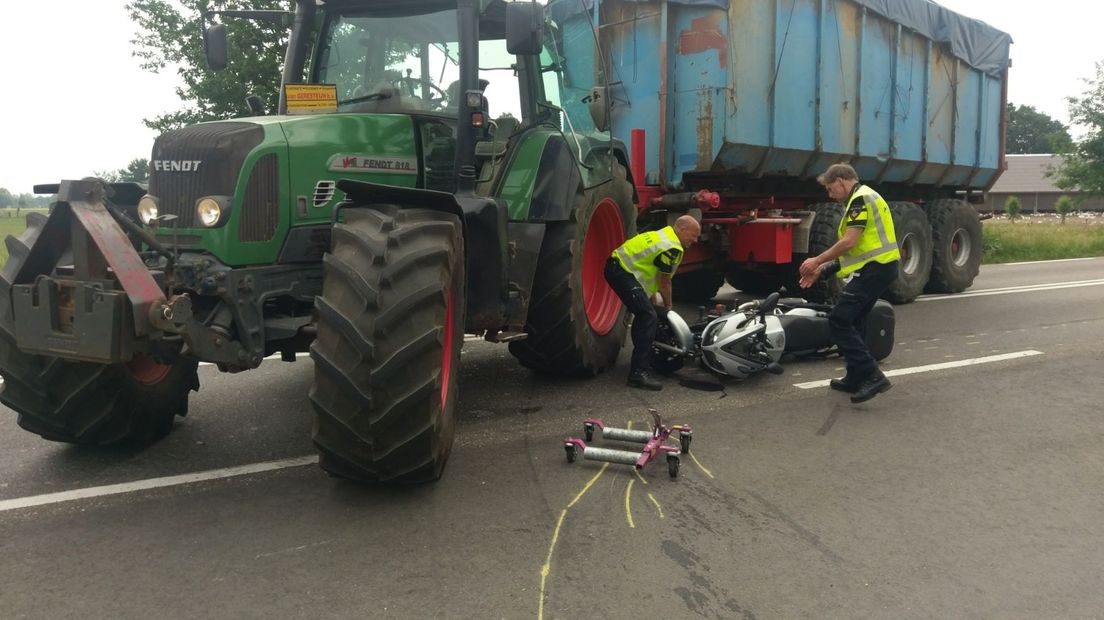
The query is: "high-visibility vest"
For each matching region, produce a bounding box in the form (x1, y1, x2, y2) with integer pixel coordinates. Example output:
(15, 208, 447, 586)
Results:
(612, 226, 684, 295)
(836, 185, 901, 277)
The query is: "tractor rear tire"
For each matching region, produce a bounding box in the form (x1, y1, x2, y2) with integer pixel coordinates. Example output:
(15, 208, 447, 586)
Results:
(883, 202, 932, 304)
(801, 203, 844, 303)
(310, 207, 465, 483)
(0, 214, 199, 446)
(509, 161, 636, 376)
(926, 199, 982, 293)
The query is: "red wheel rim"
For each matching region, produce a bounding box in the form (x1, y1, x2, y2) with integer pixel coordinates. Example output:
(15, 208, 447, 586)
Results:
(582, 198, 626, 335)
(440, 288, 455, 407)
(127, 354, 172, 386)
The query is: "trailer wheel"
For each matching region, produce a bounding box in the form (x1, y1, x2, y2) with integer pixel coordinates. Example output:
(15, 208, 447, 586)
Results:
(310, 207, 464, 483)
(802, 203, 844, 302)
(926, 199, 982, 293)
(509, 161, 635, 376)
(882, 202, 932, 304)
(0, 214, 199, 446)
(672, 269, 725, 303)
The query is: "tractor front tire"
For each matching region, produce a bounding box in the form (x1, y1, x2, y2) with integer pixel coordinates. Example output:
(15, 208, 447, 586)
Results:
(509, 161, 636, 376)
(310, 207, 465, 483)
(0, 214, 199, 446)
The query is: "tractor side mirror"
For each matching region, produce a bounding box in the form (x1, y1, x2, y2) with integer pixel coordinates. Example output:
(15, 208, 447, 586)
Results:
(505, 2, 545, 56)
(204, 23, 229, 71)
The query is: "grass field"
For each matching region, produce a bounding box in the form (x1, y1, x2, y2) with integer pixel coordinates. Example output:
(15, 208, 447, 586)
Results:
(0, 210, 49, 268)
(982, 213, 1104, 264)
(0, 209, 1101, 269)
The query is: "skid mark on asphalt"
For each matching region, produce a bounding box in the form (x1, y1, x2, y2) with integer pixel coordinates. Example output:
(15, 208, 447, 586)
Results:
(816, 404, 845, 436)
(746, 489, 843, 564)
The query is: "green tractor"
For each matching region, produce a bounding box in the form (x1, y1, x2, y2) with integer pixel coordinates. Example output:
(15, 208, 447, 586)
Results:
(0, 0, 637, 482)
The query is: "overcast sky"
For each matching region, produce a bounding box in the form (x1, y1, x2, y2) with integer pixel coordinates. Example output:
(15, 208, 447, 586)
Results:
(0, 0, 1100, 195)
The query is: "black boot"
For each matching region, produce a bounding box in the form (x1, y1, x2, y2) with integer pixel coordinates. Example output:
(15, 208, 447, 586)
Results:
(627, 371, 663, 391)
(830, 377, 861, 393)
(851, 375, 892, 403)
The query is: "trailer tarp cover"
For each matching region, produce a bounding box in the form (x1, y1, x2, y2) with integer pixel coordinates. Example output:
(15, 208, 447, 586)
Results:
(853, 0, 1011, 75)
(550, 0, 1011, 76)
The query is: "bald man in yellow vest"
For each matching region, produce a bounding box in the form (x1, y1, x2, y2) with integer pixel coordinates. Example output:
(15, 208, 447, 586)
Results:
(605, 215, 701, 390)
(800, 163, 900, 403)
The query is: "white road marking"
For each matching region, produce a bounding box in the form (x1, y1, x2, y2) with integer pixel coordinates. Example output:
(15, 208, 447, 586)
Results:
(919, 278, 1104, 302)
(0, 455, 319, 513)
(793, 350, 1044, 389)
(993, 257, 1103, 267)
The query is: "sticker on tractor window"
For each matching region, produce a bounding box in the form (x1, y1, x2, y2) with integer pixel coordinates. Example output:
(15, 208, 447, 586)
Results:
(285, 84, 338, 115)
(327, 154, 418, 175)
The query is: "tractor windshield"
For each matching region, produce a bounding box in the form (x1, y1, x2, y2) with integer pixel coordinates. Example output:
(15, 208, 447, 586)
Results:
(314, 7, 522, 120)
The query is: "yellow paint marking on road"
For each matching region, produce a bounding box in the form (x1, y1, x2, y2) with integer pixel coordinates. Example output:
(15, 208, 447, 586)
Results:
(625, 479, 636, 529)
(647, 492, 665, 519)
(633, 468, 649, 485)
(538, 509, 568, 620)
(541, 417, 633, 619)
(689, 452, 715, 479)
(566, 462, 609, 509)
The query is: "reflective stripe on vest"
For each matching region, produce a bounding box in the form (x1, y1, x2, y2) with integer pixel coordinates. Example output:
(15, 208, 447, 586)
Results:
(836, 185, 901, 277)
(612, 226, 683, 295)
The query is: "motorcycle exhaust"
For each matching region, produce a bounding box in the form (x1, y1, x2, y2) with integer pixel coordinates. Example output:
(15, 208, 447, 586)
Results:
(654, 342, 687, 357)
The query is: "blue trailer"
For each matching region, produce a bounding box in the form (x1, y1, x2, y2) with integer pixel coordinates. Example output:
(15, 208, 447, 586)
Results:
(550, 0, 1012, 302)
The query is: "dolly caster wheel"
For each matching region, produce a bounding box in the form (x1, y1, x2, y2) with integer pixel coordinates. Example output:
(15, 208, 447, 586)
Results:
(565, 444, 577, 463)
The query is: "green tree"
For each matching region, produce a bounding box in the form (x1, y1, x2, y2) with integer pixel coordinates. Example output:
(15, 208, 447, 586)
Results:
(126, 0, 288, 133)
(1052, 62, 1104, 197)
(96, 158, 151, 184)
(1054, 195, 1075, 224)
(1004, 195, 1022, 221)
(0, 188, 12, 209)
(1007, 103, 1074, 154)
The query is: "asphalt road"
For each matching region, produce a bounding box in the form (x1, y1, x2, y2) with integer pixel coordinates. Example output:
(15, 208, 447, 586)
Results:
(2, 257, 1103, 619)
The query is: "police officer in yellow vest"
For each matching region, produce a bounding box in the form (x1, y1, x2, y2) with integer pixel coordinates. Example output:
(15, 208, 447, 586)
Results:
(605, 215, 701, 390)
(800, 164, 900, 403)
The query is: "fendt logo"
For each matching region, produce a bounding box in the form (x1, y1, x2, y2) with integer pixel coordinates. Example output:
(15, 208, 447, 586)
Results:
(153, 160, 203, 172)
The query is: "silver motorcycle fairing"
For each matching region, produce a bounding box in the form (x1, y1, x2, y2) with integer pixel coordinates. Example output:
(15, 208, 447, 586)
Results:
(699, 312, 787, 379)
(662, 308, 695, 354)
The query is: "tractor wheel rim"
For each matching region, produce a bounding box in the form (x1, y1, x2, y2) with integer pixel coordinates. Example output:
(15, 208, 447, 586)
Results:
(950, 228, 971, 267)
(582, 198, 625, 335)
(127, 354, 172, 386)
(441, 288, 455, 407)
(899, 232, 920, 275)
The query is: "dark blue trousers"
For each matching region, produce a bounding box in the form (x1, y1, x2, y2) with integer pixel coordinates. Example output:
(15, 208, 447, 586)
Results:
(829, 260, 899, 381)
(604, 258, 657, 374)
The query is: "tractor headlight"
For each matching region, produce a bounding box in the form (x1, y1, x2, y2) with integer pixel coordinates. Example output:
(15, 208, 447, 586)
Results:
(137, 195, 159, 225)
(196, 196, 229, 227)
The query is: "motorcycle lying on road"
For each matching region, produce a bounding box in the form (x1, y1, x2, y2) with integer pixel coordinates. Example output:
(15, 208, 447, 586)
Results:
(652, 291, 896, 379)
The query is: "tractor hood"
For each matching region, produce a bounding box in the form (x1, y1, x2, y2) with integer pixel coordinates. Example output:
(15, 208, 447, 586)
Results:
(147, 114, 421, 266)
